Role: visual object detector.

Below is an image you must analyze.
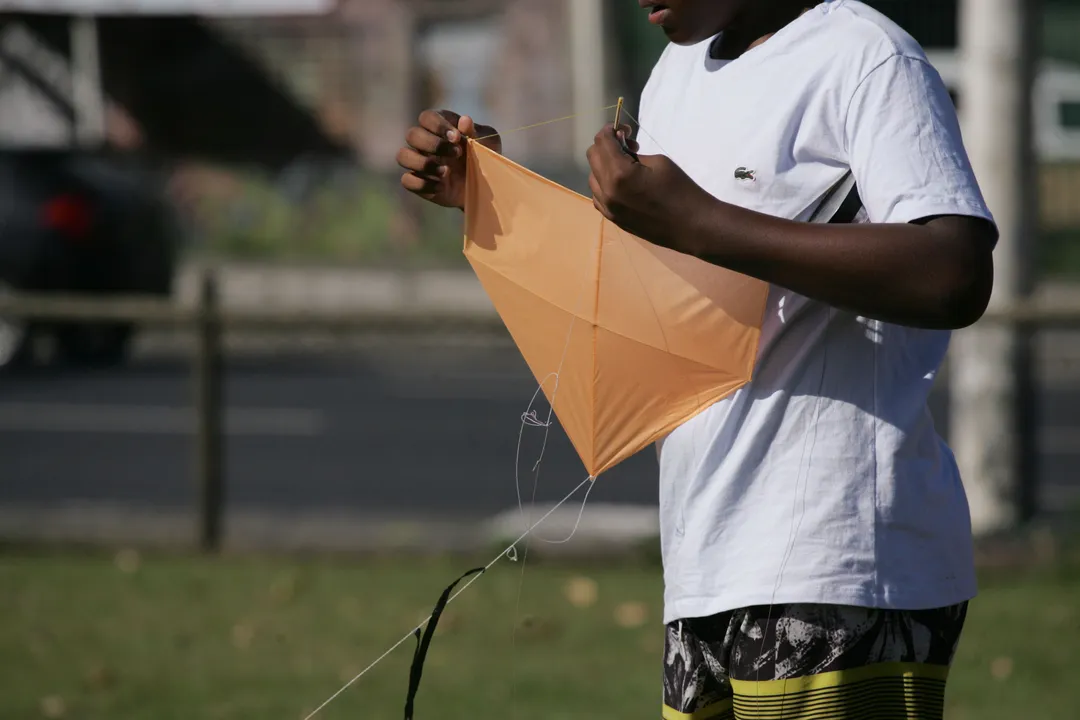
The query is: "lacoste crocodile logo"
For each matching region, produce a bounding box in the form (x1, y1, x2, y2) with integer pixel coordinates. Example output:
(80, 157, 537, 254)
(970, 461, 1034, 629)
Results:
(734, 167, 756, 182)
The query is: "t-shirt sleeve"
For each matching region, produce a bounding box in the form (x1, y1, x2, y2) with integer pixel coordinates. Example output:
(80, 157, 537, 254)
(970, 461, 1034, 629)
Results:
(844, 53, 996, 231)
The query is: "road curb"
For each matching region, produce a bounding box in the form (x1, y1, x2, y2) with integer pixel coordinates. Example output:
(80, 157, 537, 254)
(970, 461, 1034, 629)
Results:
(175, 263, 498, 316)
(0, 502, 661, 559)
(178, 262, 1080, 319)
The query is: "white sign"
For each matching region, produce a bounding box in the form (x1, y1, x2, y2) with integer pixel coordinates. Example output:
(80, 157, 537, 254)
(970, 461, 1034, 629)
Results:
(0, 0, 334, 14)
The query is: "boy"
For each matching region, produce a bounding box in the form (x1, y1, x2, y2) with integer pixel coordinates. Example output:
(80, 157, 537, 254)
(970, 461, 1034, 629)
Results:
(397, 1, 997, 718)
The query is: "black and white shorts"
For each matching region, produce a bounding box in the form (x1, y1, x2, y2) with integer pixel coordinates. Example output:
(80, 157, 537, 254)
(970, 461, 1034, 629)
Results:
(662, 602, 969, 719)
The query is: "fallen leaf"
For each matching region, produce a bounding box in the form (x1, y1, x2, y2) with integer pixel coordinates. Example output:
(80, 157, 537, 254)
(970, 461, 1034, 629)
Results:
(434, 610, 461, 636)
(516, 614, 560, 641)
(232, 623, 255, 650)
(40, 695, 66, 719)
(114, 549, 140, 574)
(84, 663, 115, 690)
(339, 664, 362, 683)
(269, 573, 298, 604)
(640, 632, 664, 655)
(614, 602, 648, 628)
(404, 610, 431, 630)
(563, 576, 599, 608)
(1046, 604, 1075, 627)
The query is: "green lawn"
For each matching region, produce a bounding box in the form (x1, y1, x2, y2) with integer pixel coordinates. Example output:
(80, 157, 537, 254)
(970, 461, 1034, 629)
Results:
(1, 548, 1078, 720)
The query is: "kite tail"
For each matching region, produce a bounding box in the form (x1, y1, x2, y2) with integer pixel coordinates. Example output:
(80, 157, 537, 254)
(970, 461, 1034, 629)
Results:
(403, 567, 486, 720)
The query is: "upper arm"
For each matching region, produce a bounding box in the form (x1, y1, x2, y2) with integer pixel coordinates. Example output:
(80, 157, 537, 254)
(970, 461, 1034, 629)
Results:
(843, 53, 997, 237)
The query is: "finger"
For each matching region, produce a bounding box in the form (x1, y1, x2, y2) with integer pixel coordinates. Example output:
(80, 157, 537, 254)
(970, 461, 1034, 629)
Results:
(405, 125, 459, 157)
(401, 171, 441, 196)
(585, 141, 615, 184)
(459, 116, 503, 153)
(396, 146, 447, 178)
(585, 146, 603, 182)
(418, 109, 465, 154)
(458, 115, 476, 139)
(419, 108, 460, 138)
(592, 195, 613, 221)
(593, 124, 628, 164)
(588, 172, 607, 207)
(588, 171, 601, 197)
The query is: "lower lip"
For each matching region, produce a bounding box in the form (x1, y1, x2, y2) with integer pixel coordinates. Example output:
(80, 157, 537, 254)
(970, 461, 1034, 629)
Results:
(648, 8, 671, 25)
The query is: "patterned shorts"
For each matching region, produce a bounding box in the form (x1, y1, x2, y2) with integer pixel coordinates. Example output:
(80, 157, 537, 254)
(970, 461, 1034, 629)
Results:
(662, 602, 968, 720)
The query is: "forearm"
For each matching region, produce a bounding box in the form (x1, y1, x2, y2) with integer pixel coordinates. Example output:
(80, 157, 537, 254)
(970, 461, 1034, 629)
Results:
(680, 197, 994, 329)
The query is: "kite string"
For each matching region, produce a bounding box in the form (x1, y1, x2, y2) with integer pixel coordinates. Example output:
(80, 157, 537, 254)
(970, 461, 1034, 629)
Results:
(616, 105, 671, 158)
(299, 475, 594, 720)
(300, 99, 622, 720)
(503, 103, 623, 719)
(512, 239, 599, 545)
(302, 234, 599, 720)
(473, 104, 620, 144)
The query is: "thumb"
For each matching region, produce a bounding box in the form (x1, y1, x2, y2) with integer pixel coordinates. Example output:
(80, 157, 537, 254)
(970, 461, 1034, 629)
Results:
(460, 115, 502, 153)
(457, 115, 476, 139)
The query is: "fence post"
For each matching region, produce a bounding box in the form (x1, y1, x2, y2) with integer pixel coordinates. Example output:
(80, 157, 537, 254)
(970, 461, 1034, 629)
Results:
(195, 269, 225, 553)
(568, 0, 607, 169)
(952, 0, 1041, 535)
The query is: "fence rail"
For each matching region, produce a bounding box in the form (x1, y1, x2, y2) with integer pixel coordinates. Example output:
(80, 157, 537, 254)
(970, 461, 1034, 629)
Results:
(0, 294, 506, 332)
(6, 290, 1080, 327)
(3, 272, 1079, 552)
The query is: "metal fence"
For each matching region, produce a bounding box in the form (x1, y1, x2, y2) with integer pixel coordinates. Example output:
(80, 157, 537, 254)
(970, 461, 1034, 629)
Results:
(1, 282, 1078, 552)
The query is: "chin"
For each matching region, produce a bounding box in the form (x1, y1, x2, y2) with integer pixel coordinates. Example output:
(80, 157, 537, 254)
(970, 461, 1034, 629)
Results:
(661, 26, 699, 44)
(656, 12, 731, 46)
(651, 0, 746, 46)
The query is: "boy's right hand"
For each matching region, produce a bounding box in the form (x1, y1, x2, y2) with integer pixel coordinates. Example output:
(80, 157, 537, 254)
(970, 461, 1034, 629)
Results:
(398, 110, 502, 210)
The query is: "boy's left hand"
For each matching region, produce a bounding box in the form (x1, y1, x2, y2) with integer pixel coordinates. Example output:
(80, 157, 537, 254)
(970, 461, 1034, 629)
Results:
(586, 124, 706, 253)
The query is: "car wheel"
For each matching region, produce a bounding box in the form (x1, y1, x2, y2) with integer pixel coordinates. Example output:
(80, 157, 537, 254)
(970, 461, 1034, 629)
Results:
(57, 322, 134, 367)
(0, 280, 32, 370)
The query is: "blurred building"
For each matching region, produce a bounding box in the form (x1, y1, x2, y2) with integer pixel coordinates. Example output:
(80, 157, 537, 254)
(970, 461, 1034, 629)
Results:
(2, 0, 1079, 269)
(214, 0, 1080, 165)
(5, 1, 1080, 169)
(218, 0, 584, 175)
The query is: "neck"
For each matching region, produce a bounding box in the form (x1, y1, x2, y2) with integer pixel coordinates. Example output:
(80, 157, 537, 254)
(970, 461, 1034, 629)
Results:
(711, 2, 813, 60)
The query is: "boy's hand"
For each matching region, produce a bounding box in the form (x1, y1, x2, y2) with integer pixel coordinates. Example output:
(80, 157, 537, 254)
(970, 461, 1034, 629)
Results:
(398, 110, 502, 210)
(586, 123, 707, 253)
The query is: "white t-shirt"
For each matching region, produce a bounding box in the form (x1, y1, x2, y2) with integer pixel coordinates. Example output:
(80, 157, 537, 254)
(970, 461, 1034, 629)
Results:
(636, 0, 996, 624)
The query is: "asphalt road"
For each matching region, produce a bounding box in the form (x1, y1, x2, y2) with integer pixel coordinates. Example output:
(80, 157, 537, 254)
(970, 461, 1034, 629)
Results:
(1, 335, 1078, 525)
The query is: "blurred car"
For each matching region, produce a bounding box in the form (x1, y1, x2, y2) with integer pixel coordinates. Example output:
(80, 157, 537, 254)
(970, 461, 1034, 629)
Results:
(0, 147, 181, 370)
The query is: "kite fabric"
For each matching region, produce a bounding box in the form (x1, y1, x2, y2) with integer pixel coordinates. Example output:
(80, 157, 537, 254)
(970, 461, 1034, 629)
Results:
(462, 139, 770, 478)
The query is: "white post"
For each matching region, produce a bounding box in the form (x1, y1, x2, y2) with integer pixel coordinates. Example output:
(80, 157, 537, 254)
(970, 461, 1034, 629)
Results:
(567, 0, 607, 170)
(951, 0, 1040, 535)
(70, 15, 105, 146)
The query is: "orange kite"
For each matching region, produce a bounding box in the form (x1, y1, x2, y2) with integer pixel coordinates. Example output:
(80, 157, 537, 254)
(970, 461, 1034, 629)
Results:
(462, 139, 771, 478)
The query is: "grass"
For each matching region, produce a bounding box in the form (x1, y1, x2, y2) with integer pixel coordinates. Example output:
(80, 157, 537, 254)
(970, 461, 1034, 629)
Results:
(1, 549, 1078, 720)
